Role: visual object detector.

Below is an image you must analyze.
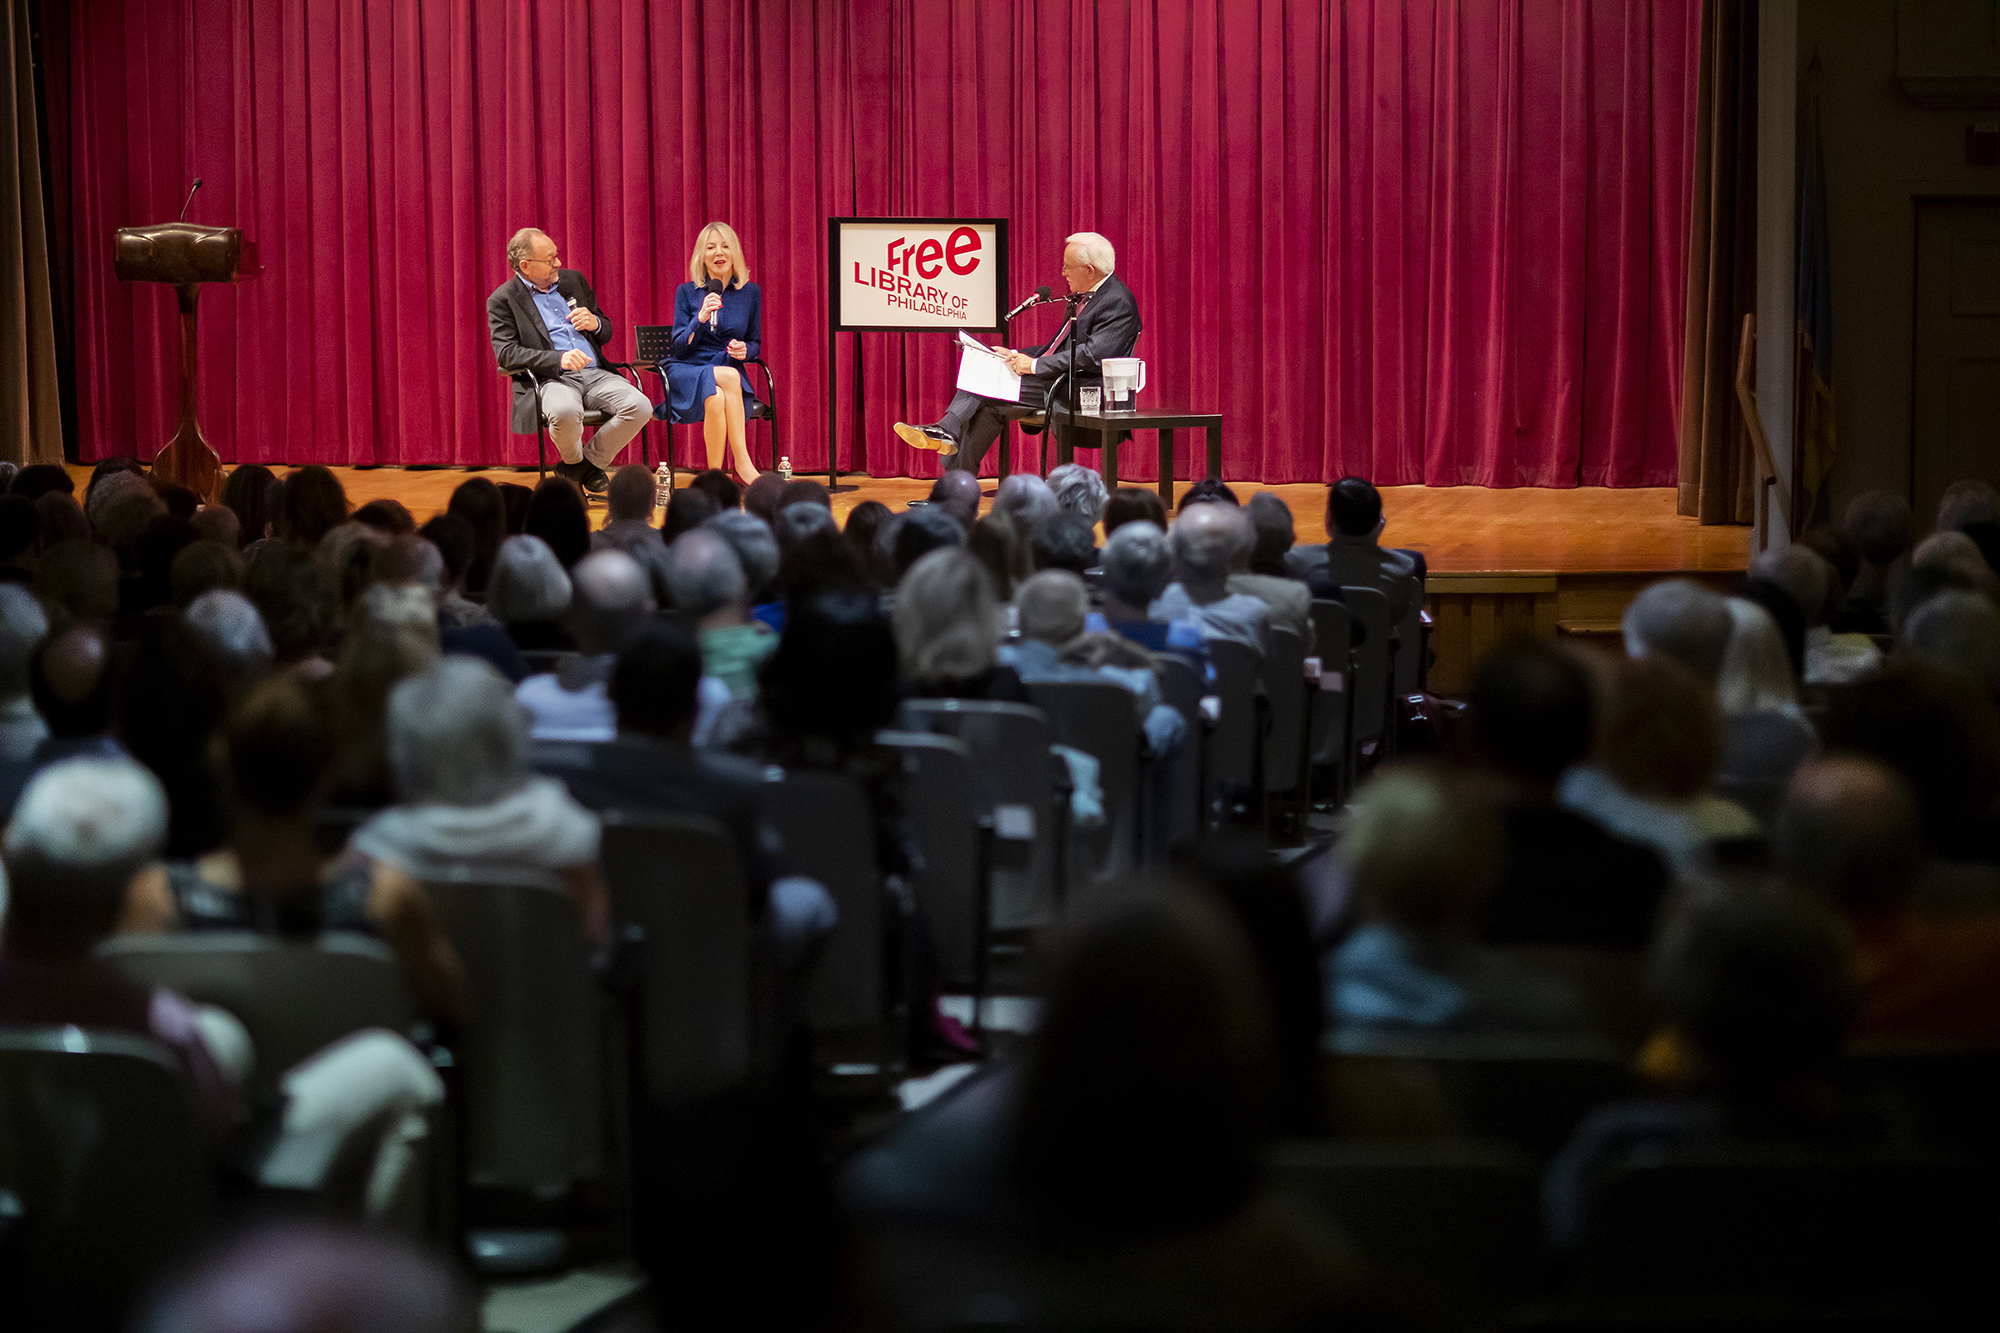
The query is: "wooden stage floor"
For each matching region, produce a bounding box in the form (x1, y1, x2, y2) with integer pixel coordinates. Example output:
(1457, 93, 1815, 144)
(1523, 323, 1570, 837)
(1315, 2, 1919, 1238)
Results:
(128, 465, 1746, 579)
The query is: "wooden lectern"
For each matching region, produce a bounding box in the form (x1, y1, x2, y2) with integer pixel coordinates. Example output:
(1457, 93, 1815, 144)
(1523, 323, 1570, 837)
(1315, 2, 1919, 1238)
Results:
(113, 223, 260, 500)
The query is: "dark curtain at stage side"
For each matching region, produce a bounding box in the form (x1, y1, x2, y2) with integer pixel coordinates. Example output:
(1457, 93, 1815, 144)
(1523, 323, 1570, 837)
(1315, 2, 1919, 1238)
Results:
(1678, 0, 1758, 525)
(62, 0, 1698, 485)
(0, 0, 62, 466)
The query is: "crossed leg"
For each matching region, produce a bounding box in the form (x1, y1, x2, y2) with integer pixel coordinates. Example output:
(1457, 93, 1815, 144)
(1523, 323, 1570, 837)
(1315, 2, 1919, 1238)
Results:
(702, 364, 760, 484)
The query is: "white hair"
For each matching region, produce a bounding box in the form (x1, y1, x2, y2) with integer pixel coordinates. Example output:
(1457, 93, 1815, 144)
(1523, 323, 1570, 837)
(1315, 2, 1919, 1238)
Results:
(487, 535, 572, 624)
(995, 475, 1058, 532)
(185, 589, 274, 667)
(387, 656, 529, 807)
(0, 583, 48, 701)
(1047, 463, 1110, 524)
(1169, 503, 1252, 580)
(1717, 597, 1798, 716)
(665, 529, 747, 618)
(1101, 520, 1173, 605)
(5, 756, 167, 869)
(1065, 231, 1116, 275)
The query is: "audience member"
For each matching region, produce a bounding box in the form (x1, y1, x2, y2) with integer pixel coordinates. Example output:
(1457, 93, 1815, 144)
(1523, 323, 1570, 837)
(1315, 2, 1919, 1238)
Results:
(517, 549, 654, 741)
(1544, 888, 1867, 1248)
(1470, 642, 1670, 950)
(245, 544, 337, 674)
(523, 474, 592, 569)
(993, 473, 1058, 534)
(707, 508, 782, 604)
(118, 616, 232, 857)
(0, 492, 37, 582)
(1901, 588, 2000, 700)
(1777, 756, 2000, 1046)
(273, 465, 350, 548)
(1819, 662, 2000, 863)
(886, 504, 966, 584)
(1558, 656, 1759, 877)
(444, 475, 507, 599)
(1834, 490, 1912, 635)
(1153, 502, 1271, 654)
(33, 538, 119, 625)
(925, 470, 982, 531)
(1289, 477, 1420, 620)
(687, 467, 742, 512)
(781, 478, 833, 513)
(534, 618, 835, 965)
(1027, 510, 1097, 575)
(664, 485, 721, 541)
(774, 498, 838, 558)
(497, 480, 534, 534)
(894, 548, 1028, 702)
(1714, 597, 1819, 823)
(0, 757, 239, 1136)
(1092, 520, 1207, 666)
(0, 584, 47, 760)
(353, 655, 609, 948)
(220, 463, 278, 546)
(184, 588, 275, 694)
(592, 464, 674, 604)
(325, 583, 440, 808)
(1004, 570, 1184, 753)
(34, 490, 90, 554)
(88, 468, 166, 562)
(191, 502, 241, 551)
(842, 499, 893, 585)
(762, 589, 903, 768)
(773, 530, 871, 634)
(169, 538, 244, 607)
(352, 497, 416, 536)
(1937, 478, 1999, 536)
(154, 481, 201, 522)
(1229, 491, 1314, 648)
(1102, 485, 1168, 536)
(1624, 579, 1735, 687)
(121, 672, 468, 1027)
(10, 461, 74, 502)
(1755, 543, 1883, 686)
(1176, 476, 1240, 510)
(743, 471, 787, 523)
(968, 510, 1030, 603)
(1327, 764, 1588, 1032)
(129, 513, 202, 618)
(486, 534, 574, 651)
(1046, 462, 1110, 525)
(416, 513, 496, 629)
(666, 528, 773, 703)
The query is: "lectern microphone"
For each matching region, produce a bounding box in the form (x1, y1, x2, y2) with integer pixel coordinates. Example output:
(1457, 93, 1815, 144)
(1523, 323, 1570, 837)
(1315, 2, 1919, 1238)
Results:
(177, 178, 203, 223)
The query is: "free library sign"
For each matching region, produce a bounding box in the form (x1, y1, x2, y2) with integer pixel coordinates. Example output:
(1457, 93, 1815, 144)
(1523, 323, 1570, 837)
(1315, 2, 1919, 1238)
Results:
(829, 218, 1007, 332)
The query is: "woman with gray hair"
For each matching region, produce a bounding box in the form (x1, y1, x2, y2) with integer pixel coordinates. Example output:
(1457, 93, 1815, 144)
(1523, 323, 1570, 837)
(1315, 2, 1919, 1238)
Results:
(893, 547, 1029, 702)
(486, 533, 574, 651)
(351, 655, 608, 948)
(1093, 520, 1207, 668)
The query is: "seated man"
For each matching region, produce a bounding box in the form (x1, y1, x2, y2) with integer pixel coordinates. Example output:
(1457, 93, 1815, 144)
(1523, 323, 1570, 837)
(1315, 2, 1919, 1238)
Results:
(1087, 520, 1208, 670)
(534, 619, 835, 966)
(894, 232, 1141, 475)
(1470, 642, 1670, 950)
(664, 528, 775, 704)
(1228, 492, 1313, 651)
(1832, 490, 1912, 635)
(591, 464, 674, 606)
(487, 227, 651, 495)
(922, 471, 982, 532)
(1002, 570, 1184, 754)
(516, 549, 655, 741)
(1779, 756, 2000, 1046)
(1287, 477, 1421, 622)
(1152, 503, 1271, 656)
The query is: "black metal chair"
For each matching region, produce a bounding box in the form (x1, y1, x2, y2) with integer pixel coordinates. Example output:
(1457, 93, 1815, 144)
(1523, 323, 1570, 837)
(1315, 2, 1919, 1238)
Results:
(632, 325, 778, 487)
(506, 355, 646, 486)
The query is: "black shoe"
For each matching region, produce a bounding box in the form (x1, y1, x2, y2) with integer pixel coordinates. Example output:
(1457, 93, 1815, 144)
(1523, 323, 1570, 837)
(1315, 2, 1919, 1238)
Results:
(579, 462, 610, 495)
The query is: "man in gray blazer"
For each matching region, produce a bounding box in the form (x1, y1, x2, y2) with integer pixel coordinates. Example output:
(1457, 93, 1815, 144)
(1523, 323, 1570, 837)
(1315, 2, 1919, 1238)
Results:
(487, 228, 650, 494)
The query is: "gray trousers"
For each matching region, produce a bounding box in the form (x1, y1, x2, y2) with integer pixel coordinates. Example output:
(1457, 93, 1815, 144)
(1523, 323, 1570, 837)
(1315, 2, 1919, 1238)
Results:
(539, 368, 651, 469)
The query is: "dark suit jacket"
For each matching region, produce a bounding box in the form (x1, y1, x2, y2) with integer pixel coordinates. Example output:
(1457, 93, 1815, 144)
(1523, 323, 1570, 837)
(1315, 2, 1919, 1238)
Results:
(533, 735, 785, 910)
(1022, 272, 1141, 400)
(487, 269, 620, 433)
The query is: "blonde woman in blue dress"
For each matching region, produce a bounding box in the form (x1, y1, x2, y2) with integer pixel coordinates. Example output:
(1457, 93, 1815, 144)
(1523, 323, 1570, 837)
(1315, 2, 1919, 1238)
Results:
(664, 221, 762, 485)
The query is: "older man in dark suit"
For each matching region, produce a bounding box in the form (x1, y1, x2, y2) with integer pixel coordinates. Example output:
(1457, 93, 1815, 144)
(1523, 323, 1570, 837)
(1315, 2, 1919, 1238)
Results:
(896, 231, 1141, 475)
(487, 227, 650, 494)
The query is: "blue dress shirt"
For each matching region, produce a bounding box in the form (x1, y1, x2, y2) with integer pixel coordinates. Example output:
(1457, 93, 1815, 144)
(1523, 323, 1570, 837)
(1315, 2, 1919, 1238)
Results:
(522, 276, 596, 367)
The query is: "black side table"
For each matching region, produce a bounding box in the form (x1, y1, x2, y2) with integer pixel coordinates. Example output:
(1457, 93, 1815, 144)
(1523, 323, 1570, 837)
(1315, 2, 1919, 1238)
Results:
(1052, 408, 1224, 507)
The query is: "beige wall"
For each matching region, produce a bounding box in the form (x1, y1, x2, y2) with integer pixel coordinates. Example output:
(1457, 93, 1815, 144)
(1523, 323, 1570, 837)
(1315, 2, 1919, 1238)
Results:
(1798, 0, 2000, 522)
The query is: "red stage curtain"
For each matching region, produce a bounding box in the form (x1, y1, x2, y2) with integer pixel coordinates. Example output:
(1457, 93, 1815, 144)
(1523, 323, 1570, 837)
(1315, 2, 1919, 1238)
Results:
(62, 0, 1697, 486)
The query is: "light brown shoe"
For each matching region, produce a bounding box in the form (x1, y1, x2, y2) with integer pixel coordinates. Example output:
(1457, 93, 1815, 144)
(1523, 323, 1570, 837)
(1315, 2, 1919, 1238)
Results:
(894, 421, 958, 456)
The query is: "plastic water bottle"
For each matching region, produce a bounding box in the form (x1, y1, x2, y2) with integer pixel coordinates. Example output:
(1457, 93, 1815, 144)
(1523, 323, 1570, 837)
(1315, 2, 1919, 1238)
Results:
(778, 456, 793, 483)
(653, 462, 671, 508)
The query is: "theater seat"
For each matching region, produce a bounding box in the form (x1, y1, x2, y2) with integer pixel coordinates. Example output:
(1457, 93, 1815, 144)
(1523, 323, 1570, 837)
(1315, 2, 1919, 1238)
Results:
(0, 1029, 213, 1332)
(877, 731, 989, 1003)
(1565, 1148, 2000, 1321)
(1266, 1138, 1543, 1323)
(1024, 678, 1147, 892)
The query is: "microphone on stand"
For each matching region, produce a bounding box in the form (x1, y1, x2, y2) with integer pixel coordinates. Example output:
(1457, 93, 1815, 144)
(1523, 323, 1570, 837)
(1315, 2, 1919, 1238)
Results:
(177, 178, 204, 223)
(1004, 284, 1054, 322)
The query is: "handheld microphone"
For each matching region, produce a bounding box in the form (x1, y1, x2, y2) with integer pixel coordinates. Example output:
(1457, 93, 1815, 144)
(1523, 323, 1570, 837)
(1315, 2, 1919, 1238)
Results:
(705, 277, 725, 334)
(177, 177, 203, 223)
(1004, 284, 1054, 322)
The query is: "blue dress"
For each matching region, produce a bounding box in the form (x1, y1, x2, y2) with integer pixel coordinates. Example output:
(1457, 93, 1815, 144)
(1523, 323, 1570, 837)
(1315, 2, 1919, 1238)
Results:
(661, 280, 762, 422)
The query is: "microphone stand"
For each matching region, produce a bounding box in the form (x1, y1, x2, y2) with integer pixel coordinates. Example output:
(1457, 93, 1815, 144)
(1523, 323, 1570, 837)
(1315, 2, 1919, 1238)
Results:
(1065, 292, 1082, 472)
